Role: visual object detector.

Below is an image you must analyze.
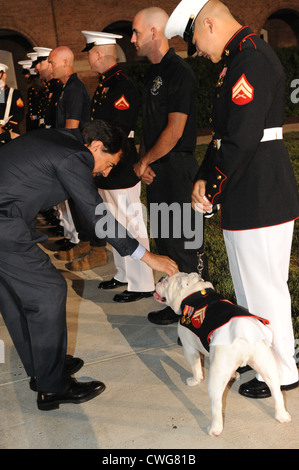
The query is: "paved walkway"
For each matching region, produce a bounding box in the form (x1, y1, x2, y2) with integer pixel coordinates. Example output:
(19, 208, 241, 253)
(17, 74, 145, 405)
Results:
(0, 214, 298, 450)
(0, 125, 298, 450)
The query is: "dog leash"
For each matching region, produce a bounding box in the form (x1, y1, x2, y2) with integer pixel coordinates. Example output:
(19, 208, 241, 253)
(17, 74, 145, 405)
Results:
(197, 252, 205, 280)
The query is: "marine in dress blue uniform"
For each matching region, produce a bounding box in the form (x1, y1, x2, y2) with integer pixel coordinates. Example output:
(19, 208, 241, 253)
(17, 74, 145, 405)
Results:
(165, 0, 299, 395)
(75, 31, 155, 301)
(0, 63, 24, 145)
(33, 47, 63, 129)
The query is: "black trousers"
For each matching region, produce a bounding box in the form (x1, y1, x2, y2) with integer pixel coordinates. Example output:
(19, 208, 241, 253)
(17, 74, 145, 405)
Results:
(147, 152, 209, 280)
(0, 228, 69, 393)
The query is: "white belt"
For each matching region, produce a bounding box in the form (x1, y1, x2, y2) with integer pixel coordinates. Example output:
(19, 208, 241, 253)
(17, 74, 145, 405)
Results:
(260, 127, 283, 142)
(128, 131, 134, 138)
(0, 115, 13, 126)
(215, 127, 283, 150)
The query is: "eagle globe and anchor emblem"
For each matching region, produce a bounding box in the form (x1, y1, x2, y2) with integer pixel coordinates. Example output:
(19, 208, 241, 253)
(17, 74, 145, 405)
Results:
(151, 76, 163, 95)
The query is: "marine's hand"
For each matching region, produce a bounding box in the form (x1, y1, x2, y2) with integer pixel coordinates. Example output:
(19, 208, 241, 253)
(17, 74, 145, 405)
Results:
(191, 179, 212, 213)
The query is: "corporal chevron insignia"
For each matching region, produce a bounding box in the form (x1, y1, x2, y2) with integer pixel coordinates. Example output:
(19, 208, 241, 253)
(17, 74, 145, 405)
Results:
(232, 74, 254, 105)
(114, 94, 130, 110)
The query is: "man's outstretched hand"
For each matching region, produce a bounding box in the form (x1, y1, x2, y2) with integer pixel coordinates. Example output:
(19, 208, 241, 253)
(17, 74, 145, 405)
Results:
(141, 250, 178, 277)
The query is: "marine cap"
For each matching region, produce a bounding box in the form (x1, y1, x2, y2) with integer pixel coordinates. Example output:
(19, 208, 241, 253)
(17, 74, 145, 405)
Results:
(18, 59, 32, 69)
(0, 63, 8, 73)
(165, 0, 209, 55)
(18, 60, 33, 75)
(33, 47, 52, 63)
(81, 31, 123, 52)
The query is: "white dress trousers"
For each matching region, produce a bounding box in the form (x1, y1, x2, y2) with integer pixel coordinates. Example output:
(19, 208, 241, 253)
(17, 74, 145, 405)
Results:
(223, 221, 298, 386)
(56, 200, 79, 244)
(98, 182, 155, 293)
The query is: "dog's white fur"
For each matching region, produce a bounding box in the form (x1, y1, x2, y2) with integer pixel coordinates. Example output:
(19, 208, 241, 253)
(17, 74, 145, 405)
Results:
(155, 272, 291, 436)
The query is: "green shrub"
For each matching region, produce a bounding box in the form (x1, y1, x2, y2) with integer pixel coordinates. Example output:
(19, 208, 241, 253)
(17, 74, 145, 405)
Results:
(125, 46, 299, 132)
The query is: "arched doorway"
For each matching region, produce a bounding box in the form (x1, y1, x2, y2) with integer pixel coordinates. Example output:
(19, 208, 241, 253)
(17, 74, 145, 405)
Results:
(103, 20, 141, 63)
(263, 9, 299, 47)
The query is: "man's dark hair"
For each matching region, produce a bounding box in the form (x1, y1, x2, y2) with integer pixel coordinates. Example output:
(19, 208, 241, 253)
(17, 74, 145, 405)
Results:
(81, 119, 129, 158)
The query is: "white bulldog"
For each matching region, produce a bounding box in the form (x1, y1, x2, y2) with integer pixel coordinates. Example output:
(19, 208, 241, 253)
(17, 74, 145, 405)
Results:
(154, 272, 291, 436)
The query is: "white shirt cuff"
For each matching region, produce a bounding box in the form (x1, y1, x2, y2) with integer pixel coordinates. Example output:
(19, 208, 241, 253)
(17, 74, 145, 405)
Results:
(130, 244, 146, 260)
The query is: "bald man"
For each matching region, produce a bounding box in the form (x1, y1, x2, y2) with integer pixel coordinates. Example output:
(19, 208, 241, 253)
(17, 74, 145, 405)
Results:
(131, 7, 208, 325)
(48, 46, 91, 252)
(48, 46, 90, 128)
(166, 0, 299, 397)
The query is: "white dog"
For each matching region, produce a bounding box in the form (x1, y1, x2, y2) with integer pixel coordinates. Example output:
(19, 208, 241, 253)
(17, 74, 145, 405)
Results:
(154, 272, 291, 436)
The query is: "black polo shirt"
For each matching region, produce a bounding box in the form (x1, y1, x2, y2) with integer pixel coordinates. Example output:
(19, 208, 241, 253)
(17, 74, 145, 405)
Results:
(56, 73, 90, 128)
(143, 48, 197, 154)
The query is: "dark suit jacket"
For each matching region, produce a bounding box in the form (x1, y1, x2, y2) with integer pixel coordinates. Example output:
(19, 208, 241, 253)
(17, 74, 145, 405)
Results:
(0, 128, 138, 256)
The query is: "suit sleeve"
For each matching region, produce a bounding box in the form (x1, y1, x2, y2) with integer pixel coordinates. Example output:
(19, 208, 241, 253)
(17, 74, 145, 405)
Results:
(55, 151, 139, 256)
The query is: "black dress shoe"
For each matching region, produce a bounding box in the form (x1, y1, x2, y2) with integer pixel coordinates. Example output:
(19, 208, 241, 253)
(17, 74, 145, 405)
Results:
(54, 237, 71, 246)
(57, 241, 77, 251)
(98, 278, 127, 290)
(239, 377, 299, 399)
(113, 290, 153, 303)
(48, 225, 64, 236)
(148, 306, 179, 325)
(37, 378, 106, 410)
(30, 355, 84, 391)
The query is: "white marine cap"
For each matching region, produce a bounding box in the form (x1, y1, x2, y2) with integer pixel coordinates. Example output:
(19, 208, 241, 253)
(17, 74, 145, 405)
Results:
(33, 47, 52, 62)
(18, 59, 32, 69)
(81, 31, 123, 52)
(27, 52, 38, 62)
(18, 60, 33, 75)
(0, 63, 8, 73)
(165, 0, 209, 55)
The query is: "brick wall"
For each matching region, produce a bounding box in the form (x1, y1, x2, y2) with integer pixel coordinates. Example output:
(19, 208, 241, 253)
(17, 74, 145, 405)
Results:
(1, 0, 299, 101)
(2, 0, 299, 52)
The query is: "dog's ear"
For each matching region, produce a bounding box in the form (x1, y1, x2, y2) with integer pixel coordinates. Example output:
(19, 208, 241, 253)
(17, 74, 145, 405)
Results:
(181, 277, 189, 289)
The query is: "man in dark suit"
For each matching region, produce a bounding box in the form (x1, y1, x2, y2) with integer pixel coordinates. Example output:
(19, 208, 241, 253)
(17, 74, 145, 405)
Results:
(0, 120, 177, 410)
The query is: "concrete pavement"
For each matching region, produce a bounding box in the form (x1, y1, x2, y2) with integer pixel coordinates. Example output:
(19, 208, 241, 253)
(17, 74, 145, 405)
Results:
(1, 124, 298, 450)
(0, 225, 298, 450)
